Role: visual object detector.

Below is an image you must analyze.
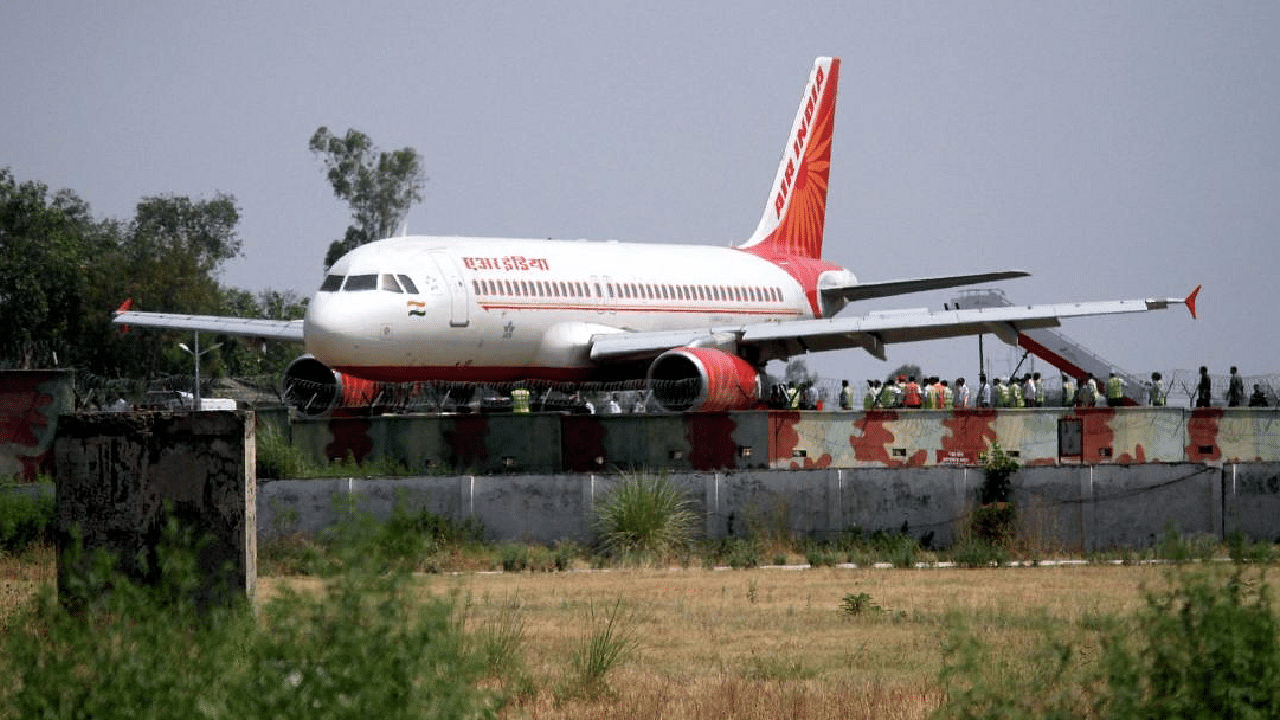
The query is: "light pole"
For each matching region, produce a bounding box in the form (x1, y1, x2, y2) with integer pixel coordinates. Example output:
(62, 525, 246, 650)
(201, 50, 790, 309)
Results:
(178, 332, 222, 411)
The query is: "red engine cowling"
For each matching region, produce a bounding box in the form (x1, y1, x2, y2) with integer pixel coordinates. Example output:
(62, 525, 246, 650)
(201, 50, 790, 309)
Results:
(283, 355, 381, 417)
(646, 348, 760, 412)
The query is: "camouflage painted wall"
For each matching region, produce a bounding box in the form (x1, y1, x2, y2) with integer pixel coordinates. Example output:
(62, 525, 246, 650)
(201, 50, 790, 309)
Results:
(292, 407, 1280, 474)
(0, 369, 75, 480)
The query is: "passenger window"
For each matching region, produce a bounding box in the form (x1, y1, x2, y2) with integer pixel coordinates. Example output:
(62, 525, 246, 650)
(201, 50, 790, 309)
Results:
(397, 275, 419, 294)
(320, 275, 344, 292)
(344, 274, 377, 291)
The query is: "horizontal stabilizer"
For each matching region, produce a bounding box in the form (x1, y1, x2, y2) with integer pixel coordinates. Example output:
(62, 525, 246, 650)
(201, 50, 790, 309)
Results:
(824, 270, 1030, 305)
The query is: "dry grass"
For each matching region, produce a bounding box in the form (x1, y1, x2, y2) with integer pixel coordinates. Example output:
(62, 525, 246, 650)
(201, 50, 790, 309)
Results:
(270, 563, 1171, 720)
(5, 548, 1179, 719)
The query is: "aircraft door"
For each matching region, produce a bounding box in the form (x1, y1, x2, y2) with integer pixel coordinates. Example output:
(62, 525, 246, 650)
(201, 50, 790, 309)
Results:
(593, 275, 616, 315)
(427, 251, 470, 327)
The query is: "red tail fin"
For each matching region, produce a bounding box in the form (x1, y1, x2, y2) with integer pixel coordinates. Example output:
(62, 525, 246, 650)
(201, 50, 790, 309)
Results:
(739, 57, 840, 260)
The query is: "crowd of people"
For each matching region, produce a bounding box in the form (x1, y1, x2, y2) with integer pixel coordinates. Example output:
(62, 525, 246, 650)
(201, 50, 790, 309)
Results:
(811, 366, 1274, 411)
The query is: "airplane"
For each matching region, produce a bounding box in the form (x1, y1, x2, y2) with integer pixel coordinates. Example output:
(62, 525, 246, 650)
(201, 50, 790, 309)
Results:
(114, 57, 1198, 415)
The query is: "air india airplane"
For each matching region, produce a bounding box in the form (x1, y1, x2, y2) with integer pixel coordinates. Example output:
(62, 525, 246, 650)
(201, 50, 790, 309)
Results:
(114, 57, 1198, 414)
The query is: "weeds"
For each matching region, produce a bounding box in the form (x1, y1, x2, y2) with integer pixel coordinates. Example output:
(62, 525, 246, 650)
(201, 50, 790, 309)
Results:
(840, 591, 880, 617)
(593, 473, 698, 563)
(0, 486, 53, 553)
(563, 598, 642, 699)
(935, 565, 1280, 719)
(2, 524, 499, 719)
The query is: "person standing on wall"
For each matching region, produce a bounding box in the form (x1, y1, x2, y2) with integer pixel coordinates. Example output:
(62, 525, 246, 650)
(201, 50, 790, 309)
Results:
(1149, 372, 1165, 406)
(1228, 366, 1244, 407)
(1196, 366, 1212, 408)
(1106, 372, 1126, 407)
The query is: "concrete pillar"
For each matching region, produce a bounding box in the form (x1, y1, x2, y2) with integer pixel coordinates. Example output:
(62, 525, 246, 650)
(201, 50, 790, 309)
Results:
(54, 411, 256, 609)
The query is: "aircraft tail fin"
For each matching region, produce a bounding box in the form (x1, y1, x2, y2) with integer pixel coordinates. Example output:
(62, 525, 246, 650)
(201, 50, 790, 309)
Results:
(739, 57, 840, 260)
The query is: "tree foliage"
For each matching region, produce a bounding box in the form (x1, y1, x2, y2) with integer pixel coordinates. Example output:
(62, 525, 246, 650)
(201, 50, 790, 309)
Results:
(309, 127, 425, 268)
(0, 167, 303, 401)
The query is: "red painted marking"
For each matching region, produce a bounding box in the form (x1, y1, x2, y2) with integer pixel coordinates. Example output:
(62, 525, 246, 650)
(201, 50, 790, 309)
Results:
(938, 410, 998, 464)
(1186, 408, 1223, 461)
(561, 416, 608, 472)
(443, 415, 489, 469)
(848, 410, 924, 467)
(1071, 407, 1117, 464)
(685, 413, 738, 470)
(768, 411, 802, 465)
(325, 417, 374, 463)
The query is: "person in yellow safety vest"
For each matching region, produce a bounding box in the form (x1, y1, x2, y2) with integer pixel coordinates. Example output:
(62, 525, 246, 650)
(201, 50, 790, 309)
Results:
(511, 387, 531, 413)
(880, 378, 898, 408)
(785, 382, 801, 409)
(1105, 372, 1126, 407)
(1061, 374, 1077, 407)
(1010, 379, 1024, 408)
(994, 378, 1008, 407)
(1033, 372, 1046, 407)
(921, 379, 934, 410)
(861, 380, 874, 410)
(941, 379, 954, 409)
(1083, 375, 1099, 406)
(838, 380, 854, 410)
(1149, 371, 1166, 406)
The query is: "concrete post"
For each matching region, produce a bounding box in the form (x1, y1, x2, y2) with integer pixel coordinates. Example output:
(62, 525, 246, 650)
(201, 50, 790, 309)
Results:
(54, 411, 256, 609)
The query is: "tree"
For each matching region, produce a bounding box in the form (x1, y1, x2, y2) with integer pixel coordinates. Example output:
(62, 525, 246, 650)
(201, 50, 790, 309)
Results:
(309, 127, 425, 268)
(886, 364, 923, 384)
(0, 170, 111, 369)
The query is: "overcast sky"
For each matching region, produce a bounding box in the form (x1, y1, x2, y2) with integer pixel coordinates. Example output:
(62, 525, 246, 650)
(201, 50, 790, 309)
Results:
(4, 2, 1277, 392)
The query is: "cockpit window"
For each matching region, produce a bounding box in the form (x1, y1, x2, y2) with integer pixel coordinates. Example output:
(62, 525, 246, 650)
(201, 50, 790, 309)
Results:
(379, 274, 403, 293)
(344, 274, 378, 291)
(320, 274, 344, 292)
(397, 274, 419, 294)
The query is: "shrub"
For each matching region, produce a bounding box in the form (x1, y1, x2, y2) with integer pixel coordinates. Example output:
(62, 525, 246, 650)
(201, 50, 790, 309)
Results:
(564, 598, 641, 699)
(0, 486, 53, 553)
(936, 566, 1280, 719)
(593, 474, 698, 563)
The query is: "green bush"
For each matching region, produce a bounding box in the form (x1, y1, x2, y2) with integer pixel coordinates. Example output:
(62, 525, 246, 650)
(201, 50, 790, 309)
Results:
(593, 474, 698, 563)
(2, 524, 499, 719)
(936, 566, 1280, 719)
(0, 486, 53, 552)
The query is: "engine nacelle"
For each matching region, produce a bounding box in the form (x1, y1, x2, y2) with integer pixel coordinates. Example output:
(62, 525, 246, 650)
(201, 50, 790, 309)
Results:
(646, 348, 760, 412)
(283, 354, 380, 417)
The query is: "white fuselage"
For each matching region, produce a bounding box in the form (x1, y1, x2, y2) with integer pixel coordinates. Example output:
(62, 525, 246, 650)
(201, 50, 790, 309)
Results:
(304, 236, 822, 381)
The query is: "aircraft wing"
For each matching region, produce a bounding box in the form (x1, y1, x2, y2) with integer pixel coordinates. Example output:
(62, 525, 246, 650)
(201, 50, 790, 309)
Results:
(821, 270, 1030, 304)
(590, 289, 1198, 364)
(113, 310, 305, 341)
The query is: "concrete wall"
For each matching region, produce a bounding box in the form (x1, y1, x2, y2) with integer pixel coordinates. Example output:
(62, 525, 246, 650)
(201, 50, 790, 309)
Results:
(288, 406, 1280, 474)
(54, 411, 256, 606)
(258, 463, 1280, 551)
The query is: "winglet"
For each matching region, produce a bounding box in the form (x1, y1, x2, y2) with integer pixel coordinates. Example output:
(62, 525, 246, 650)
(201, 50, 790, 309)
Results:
(1184, 284, 1200, 320)
(115, 298, 133, 334)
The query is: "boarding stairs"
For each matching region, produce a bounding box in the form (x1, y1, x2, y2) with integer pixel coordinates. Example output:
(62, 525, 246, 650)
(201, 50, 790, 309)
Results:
(949, 289, 1148, 404)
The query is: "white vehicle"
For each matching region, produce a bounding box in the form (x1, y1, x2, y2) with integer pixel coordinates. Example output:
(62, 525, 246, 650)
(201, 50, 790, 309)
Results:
(144, 390, 237, 412)
(114, 57, 1197, 415)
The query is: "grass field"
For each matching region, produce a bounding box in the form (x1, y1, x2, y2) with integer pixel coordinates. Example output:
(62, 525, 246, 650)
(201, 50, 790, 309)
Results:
(6, 544, 1273, 719)
(258, 562, 1176, 719)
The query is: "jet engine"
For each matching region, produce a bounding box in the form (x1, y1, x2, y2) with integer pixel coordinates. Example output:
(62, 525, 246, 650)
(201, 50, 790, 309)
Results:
(646, 348, 760, 412)
(282, 354, 381, 417)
